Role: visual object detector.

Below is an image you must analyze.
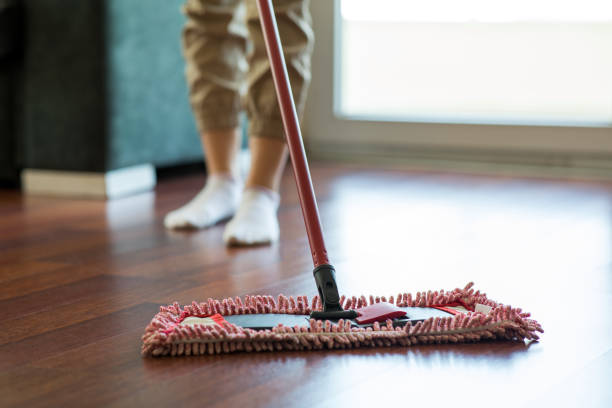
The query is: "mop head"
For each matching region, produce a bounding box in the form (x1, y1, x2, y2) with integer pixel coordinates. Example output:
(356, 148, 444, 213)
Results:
(142, 283, 542, 357)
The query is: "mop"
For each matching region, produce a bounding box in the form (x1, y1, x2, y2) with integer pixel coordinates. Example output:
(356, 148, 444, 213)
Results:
(141, 0, 542, 357)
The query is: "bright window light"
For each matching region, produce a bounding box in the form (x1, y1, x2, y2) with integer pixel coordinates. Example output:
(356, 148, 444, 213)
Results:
(337, 0, 612, 126)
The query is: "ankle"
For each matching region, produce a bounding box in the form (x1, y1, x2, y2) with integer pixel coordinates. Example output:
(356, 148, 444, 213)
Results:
(208, 172, 241, 184)
(242, 185, 279, 204)
(201, 127, 242, 179)
(244, 181, 279, 193)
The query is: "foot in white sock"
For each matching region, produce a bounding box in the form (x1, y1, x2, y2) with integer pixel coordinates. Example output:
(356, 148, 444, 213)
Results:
(223, 187, 280, 246)
(164, 174, 241, 229)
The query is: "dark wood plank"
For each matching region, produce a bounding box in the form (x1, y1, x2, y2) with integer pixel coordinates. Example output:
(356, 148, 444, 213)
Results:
(0, 303, 158, 370)
(1, 164, 611, 407)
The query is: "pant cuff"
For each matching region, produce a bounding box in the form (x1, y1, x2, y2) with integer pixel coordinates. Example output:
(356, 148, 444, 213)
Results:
(191, 94, 243, 133)
(248, 116, 287, 141)
(195, 111, 242, 133)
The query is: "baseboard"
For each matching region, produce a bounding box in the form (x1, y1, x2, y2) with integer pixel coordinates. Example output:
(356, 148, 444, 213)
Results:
(21, 164, 156, 199)
(307, 143, 612, 181)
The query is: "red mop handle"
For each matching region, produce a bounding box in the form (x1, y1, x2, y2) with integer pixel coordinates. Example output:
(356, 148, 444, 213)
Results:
(256, 0, 329, 267)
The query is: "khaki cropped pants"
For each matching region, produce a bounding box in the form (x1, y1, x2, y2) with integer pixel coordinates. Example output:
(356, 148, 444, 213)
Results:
(182, 0, 313, 140)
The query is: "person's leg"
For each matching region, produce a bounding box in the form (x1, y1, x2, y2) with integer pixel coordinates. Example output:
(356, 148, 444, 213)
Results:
(165, 0, 247, 229)
(223, 0, 313, 245)
(246, 136, 288, 191)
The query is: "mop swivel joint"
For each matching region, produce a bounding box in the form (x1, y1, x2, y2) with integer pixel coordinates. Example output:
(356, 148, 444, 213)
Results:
(310, 264, 358, 320)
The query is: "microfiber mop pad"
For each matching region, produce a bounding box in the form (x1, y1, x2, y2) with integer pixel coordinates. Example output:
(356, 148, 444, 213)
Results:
(141, 283, 542, 356)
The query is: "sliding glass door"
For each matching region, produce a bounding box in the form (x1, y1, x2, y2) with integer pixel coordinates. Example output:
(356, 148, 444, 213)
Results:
(303, 0, 612, 175)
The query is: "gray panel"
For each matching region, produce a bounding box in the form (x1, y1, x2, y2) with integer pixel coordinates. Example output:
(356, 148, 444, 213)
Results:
(21, 0, 107, 171)
(19, 0, 214, 174)
(105, 0, 201, 170)
(222, 307, 454, 330)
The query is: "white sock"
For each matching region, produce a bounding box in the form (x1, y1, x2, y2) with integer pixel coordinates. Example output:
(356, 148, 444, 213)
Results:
(164, 174, 241, 229)
(223, 186, 280, 246)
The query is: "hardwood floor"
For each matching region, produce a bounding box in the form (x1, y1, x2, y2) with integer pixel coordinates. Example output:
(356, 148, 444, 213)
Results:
(1, 163, 611, 407)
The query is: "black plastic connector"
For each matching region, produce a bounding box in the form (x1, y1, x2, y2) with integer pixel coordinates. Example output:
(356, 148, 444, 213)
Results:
(309, 264, 358, 320)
